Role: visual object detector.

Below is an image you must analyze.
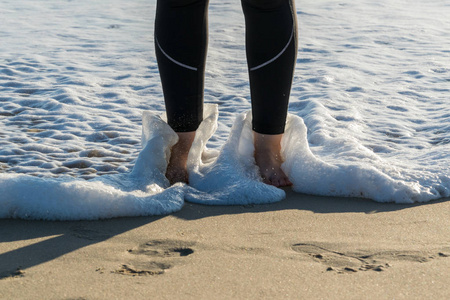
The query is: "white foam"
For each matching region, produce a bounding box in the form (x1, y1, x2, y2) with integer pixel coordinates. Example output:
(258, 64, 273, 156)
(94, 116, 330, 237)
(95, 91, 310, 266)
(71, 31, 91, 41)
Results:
(186, 105, 443, 205)
(281, 115, 442, 203)
(0, 112, 185, 220)
(0, 105, 284, 220)
(0, 100, 448, 220)
(185, 105, 285, 205)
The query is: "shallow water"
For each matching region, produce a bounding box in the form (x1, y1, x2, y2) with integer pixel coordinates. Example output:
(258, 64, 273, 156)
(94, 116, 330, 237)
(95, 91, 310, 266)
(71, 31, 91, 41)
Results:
(0, 0, 449, 219)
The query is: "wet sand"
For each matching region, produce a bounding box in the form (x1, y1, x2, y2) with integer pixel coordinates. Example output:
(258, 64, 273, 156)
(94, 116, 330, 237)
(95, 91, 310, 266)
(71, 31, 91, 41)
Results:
(1, 190, 449, 299)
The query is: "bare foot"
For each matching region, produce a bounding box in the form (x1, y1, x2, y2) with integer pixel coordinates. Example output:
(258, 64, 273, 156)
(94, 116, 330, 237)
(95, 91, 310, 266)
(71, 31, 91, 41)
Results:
(254, 132, 292, 187)
(166, 131, 195, 185)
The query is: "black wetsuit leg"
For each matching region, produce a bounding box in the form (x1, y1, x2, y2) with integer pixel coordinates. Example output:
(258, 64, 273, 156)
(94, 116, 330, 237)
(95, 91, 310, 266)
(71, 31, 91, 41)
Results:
(156, 0, 297, 134)
(155, 0, 209, 132)
(242, 0, 298, 134)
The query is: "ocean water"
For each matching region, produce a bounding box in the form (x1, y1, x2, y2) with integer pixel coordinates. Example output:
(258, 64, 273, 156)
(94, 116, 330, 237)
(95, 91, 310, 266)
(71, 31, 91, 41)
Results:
(0, 0, 449, 220)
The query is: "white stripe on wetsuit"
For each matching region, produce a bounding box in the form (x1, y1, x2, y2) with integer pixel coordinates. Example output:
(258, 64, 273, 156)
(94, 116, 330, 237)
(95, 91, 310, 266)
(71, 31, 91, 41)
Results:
(155, 36, 198, 71)
(250, 27, 294, 71)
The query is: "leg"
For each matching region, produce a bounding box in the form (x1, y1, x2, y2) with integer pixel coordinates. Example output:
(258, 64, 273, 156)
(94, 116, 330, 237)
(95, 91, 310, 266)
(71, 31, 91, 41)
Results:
(166, 131, 196, 184)
(242, 0, 298, 187)
(155, 0, 209, 184)
(254, 133, 292, 187)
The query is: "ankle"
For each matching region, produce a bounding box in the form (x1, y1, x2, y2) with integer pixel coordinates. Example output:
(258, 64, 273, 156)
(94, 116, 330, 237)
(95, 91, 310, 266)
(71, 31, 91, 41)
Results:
(253, 132, 283, 157)
(175, 131, 196, 147)
(172, 131, 195, 153)
(166, 131, 195, 185)
(168, 131, 195, 165)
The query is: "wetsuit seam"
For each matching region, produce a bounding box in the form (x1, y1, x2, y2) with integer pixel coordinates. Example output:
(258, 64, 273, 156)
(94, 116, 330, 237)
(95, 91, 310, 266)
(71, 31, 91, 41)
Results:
(155, 36, 198, 71)
(249, 26, 294, 71)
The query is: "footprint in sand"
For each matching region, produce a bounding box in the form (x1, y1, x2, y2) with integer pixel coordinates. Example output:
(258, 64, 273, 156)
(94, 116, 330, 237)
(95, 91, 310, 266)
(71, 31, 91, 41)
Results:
(0, 267, 25, 280)
(115, 239, 195, 276)
(291, 242, 450, 274)
(70, 226, 112, 241)
(115, 262, 172, 276)
(128, 239, 195, 257)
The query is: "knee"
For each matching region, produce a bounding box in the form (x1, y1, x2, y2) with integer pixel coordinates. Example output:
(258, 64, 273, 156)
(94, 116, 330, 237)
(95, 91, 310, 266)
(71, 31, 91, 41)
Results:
(241, 0, 286, 10)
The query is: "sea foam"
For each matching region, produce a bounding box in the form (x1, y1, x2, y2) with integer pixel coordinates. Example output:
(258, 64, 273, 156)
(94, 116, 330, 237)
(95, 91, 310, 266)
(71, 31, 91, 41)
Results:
(0, 111, 185, 220)
(1, 103, 444, 220)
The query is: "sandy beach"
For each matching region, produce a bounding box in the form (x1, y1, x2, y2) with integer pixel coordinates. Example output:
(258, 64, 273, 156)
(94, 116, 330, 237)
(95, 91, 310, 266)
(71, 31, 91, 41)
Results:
(1, 190, 449, 299)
